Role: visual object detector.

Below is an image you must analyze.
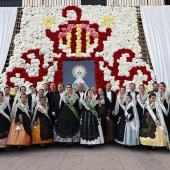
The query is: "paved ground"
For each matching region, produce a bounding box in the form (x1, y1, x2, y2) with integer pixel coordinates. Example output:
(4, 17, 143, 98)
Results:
(0, 142, 170, 170)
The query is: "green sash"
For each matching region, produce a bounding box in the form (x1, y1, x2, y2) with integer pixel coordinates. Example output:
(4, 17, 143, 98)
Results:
(65, 94, 79, 119)
(84, 99, 98, 118)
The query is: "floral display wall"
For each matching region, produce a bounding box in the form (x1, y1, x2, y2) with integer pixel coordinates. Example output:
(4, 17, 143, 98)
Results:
(0, 6, 155, 91)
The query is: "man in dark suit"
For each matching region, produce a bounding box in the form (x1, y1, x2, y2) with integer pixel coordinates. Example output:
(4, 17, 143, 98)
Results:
(51, 83, 65, 124)
(43, 83, 49, 97)
(27, 85, 37, 115)
(4, 86, 14, 112)
(46, 83, 56, 107)
(46, 83, 57, 125)
(127, 83, 139, 105)
(104, 83, 116, 112)
(75, 83, 85, 103)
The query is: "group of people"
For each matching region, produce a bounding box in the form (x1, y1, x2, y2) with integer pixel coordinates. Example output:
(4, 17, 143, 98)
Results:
(0, 81, 170, 150)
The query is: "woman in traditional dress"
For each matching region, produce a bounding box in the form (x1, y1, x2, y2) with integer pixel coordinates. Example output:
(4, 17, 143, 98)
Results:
(115, 87, 126, 143)
(0, 91, 11, 149)
(80, 90, 104, 147)
(35, 89, 49, 109)
(54, 84, 81, 146)
(140, 93, 169, 149)
(6, 94, 31, 149)
(157, 82, 170, 139)
(115, 94, 139, 146)
(96, 88, 114, 142)
(31, 96, 53, 147)
(136, 84, 148, 122)
(11, 86, 26, 121)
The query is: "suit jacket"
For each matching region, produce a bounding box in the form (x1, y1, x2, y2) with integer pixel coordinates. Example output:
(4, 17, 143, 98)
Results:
(127, 91, 139, 98)
(9, 95, 14, 110)
(51, 91, 61, 118)
(27, 93, 37, 112)
(104, 89, 116, 110)
(46, 91, 56, 109)
(4, 95, 14, 110)
(127, 91, 139, 106)
(75, 91, 85, 99)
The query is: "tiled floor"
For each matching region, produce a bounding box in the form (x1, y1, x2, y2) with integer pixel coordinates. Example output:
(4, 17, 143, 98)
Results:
(0, 143, 169, 170)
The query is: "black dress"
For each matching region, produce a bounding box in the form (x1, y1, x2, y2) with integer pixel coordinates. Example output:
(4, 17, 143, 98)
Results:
(96, 96, 114, 141)
(115, 104, 126, 142)
(54, 93, 81, 142)
(33, 108, 53, 141)
(140, 103, 168, 147)
(0, 103, 10, 148)
(6, 103, 32, 146)
(15, 107, 32, 138)
(159, 93, 170, 139)
(136, 94, 147, 122)
(140, 108, 157, 139)
(80, 99, 103, 145)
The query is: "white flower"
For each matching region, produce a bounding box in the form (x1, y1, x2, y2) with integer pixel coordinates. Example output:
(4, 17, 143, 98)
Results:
(43, 63, 49, 68)
(15, 73, 20, 78)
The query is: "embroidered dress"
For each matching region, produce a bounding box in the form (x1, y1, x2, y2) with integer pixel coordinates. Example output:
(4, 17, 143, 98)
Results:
(54, 93, 81, 142)
(6, 103, 31, 146)
(0, 102, 10, 148)
(136, 93, 148, 122)
(115, 94, 126, 143)
(96, 96, 114, 141)
(140, 101, 169, 148)
(115, 101, 139, 146)
(10, 92, 22, 121)
(157, 91, 170, 139)
(80, 98, 104, 145)
(31, 104, 53, 144)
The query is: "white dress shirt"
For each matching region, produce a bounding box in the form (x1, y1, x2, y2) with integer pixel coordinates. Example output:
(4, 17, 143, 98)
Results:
(4, 95, 11, 111)
(31, 93, 36, 113)
(130, 91, 136, 105)
(79, 91, 84, 103)
(59, 92, 64, 108)
(106, 91, 112, 103)
(44, 91, 49, 96)
(92, 93, 98, 99)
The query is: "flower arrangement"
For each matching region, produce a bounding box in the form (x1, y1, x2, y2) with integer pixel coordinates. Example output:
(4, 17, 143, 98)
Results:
(0, 6, 155, 92)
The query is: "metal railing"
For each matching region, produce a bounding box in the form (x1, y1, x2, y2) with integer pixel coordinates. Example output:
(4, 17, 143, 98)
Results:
(22, 0, 81, 6)
(107, 0, 165, 6)
(22, 0, 165, 6)
(0, 0, 22, 7)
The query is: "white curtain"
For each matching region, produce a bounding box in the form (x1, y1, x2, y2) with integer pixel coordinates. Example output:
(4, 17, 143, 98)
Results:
(0, 7, 17, 74)
(140, 6, 170, 90)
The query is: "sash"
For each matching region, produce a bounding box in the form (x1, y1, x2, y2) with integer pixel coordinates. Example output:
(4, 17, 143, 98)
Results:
(119, 100, 125, 111)
(157, 97, 168, 116)
(145, 103, 158, 122)
(84, 98, 98, 118)
(19, 103, 31, 120)
(137, 94, 147, 110)
(38, 105, 51, 121)
(146, 102, 167, 134)
(124, 103, 135, 129)
(0, 102, 10, 122)
(65, 94, 79, 119)
(124, 102, 139, 140)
